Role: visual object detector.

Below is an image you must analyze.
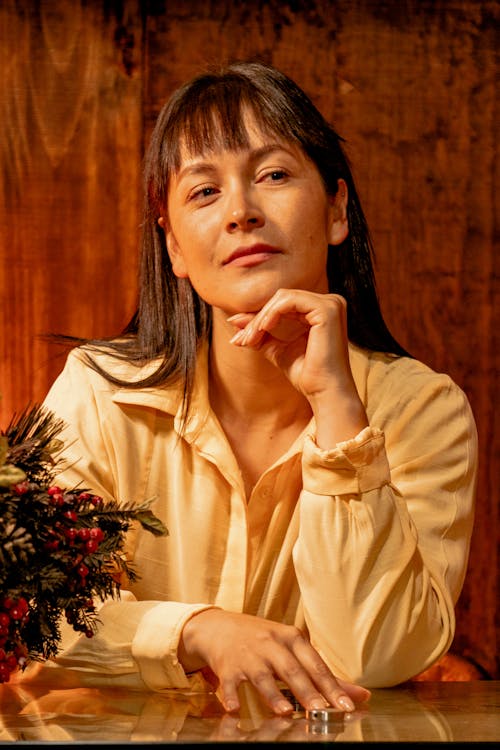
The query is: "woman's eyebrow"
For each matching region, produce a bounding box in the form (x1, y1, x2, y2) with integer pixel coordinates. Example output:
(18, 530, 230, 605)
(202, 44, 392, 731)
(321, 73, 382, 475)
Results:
(176, 143, 296, 183)
(176, 161, 218, 182)
(248, 143, 296, 161)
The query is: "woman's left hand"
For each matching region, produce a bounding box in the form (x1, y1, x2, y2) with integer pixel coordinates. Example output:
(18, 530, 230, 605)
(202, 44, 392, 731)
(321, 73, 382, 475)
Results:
(228, 289, 368, 445)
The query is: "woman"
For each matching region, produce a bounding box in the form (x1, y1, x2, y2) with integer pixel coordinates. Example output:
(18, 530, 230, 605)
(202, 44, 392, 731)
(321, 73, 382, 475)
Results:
(41, 62, 477, 716)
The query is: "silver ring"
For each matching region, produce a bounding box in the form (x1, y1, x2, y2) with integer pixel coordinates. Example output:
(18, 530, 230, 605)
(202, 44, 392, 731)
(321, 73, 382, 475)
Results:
(306, 707, 343, 722)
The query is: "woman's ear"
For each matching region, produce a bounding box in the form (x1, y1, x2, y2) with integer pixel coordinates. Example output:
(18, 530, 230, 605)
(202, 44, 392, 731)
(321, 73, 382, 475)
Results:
(158, 216, 189, 278)
(327, 179, 349, 246)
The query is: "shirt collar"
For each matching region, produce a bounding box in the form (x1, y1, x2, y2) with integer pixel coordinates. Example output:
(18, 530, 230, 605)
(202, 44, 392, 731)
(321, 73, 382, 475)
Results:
(111, 341, 369, 438)
(111, 343, 212, 439)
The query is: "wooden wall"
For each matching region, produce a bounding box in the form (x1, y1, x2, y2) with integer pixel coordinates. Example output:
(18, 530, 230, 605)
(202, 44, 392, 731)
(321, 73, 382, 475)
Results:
(0, 0, 498, 679)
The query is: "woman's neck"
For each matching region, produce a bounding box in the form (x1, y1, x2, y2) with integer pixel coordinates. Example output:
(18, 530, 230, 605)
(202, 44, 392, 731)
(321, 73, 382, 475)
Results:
(208, 315, 311, 426)
(208, 315, 312, 498)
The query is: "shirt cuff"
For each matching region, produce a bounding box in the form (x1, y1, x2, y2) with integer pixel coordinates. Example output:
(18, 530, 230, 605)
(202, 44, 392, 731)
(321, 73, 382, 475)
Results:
(131, 602, 217, 690)
(302, 426, 391, 496)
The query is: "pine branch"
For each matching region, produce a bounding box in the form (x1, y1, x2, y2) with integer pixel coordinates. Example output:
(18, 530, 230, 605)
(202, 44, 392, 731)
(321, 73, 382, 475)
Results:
(2, 404, 64, 481)
(0, 404, 168, 682)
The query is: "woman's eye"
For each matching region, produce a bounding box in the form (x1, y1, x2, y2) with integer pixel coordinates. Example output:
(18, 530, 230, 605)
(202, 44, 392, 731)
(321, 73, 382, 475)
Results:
(190, 186, 217, 201)
(264, 170, 288, 182)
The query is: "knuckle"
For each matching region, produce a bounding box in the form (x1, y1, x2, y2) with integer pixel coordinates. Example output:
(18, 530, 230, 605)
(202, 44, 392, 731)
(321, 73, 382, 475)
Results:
(273, 287, 289, 304)
(219, 671, 245, 697)
(312, 658, 333, 678)
(327, 293, 346, 309)
(286, 624, 304, 640)
(282, 660, 304, 681)
(251, 668, 274, 689)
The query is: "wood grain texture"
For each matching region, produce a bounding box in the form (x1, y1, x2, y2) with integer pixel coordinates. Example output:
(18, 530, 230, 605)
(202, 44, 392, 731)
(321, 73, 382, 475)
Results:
(0, 0, 142, 422)
(1, 0, 497, 679)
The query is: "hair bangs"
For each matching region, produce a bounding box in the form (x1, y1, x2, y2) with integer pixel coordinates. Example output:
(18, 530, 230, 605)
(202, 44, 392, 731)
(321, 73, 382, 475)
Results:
(165, 77, 303, 176)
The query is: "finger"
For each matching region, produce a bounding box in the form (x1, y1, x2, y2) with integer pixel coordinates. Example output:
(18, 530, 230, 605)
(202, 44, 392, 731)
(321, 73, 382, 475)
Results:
(257, 290, 347, 336)
(337, 678, 371, 703)
(277, 665, 332, 712)
(247, 669, 297, 715)
(260, 637, 334, 712)
(308, 667, 371, 711)
(287, 635, 369, 712)
(226, 312, 255, 329)
(254, 289, 324, 328)
(230, 326, 267, 348)
(234, 313, 308, 349)
(217, 677, 242, 713)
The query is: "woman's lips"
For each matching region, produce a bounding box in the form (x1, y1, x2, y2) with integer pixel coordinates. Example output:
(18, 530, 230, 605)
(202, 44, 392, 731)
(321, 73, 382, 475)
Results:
(223, 244, 282, 268)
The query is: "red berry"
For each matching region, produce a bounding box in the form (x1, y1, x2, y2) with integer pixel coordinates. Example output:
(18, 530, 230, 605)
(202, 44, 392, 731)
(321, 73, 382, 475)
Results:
(85, 629, 94, 638)
(0, 613, 10, 628)
(48, 486, 62, 495)
(0, 663, 11, 682)
(85, 539, 99, 553)
(90, 495, 103, 506)
(77, 563, 89, 578)
(50, 493, 65, 507)
(89, 527, 105, 542)
(9, 607, 22, 620)
(63, 510, 78, 522)
(12, 482, 29, 495)
(65, 528, 77, 541)
(77, 528, 91, 541)
(16, 598, 28, 615)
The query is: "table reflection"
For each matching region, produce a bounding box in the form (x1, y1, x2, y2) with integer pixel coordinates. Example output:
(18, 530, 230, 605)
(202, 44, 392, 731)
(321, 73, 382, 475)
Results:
(0, 665, 498, 743)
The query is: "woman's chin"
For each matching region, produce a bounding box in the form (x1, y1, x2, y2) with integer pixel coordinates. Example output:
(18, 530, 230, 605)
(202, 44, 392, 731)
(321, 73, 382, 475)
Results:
(206, 289, 278, 317)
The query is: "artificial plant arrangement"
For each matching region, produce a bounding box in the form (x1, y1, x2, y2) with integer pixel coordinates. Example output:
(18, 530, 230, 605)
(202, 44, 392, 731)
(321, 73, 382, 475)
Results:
(0, 403, 167, 683)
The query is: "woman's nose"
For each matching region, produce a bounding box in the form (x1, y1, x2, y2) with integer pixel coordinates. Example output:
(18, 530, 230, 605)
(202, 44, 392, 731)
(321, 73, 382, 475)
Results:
(226, 194, 264, 232)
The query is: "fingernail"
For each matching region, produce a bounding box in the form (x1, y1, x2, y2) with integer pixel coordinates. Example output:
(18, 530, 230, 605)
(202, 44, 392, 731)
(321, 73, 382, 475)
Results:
(227, 314, 245, 322)
(276, 699, 293, 714)
(310, 697, 328, 709)
(229, 329, 245, 344)
(337, 695, 355, 712)
(224, 699, 239, 713)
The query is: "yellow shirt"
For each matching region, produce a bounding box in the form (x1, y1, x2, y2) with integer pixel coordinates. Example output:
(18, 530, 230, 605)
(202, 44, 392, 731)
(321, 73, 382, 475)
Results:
(40, 342, 477, 690)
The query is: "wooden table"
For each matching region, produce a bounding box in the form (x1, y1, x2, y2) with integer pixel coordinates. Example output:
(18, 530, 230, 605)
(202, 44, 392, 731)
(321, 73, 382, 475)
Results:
(0, 669, 498, 745)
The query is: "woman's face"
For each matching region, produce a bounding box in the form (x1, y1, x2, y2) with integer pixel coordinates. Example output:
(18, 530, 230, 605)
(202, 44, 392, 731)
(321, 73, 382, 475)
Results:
(160, 112, 348, 315)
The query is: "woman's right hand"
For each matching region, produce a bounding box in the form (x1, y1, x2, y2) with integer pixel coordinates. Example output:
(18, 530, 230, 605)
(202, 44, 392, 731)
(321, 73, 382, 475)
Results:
(178, 608, 370, 715)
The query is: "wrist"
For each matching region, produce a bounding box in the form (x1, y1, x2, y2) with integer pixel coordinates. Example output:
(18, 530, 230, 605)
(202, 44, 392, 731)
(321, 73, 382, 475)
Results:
(178, 607, 218, 674)
(309, 391, 368, 449)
